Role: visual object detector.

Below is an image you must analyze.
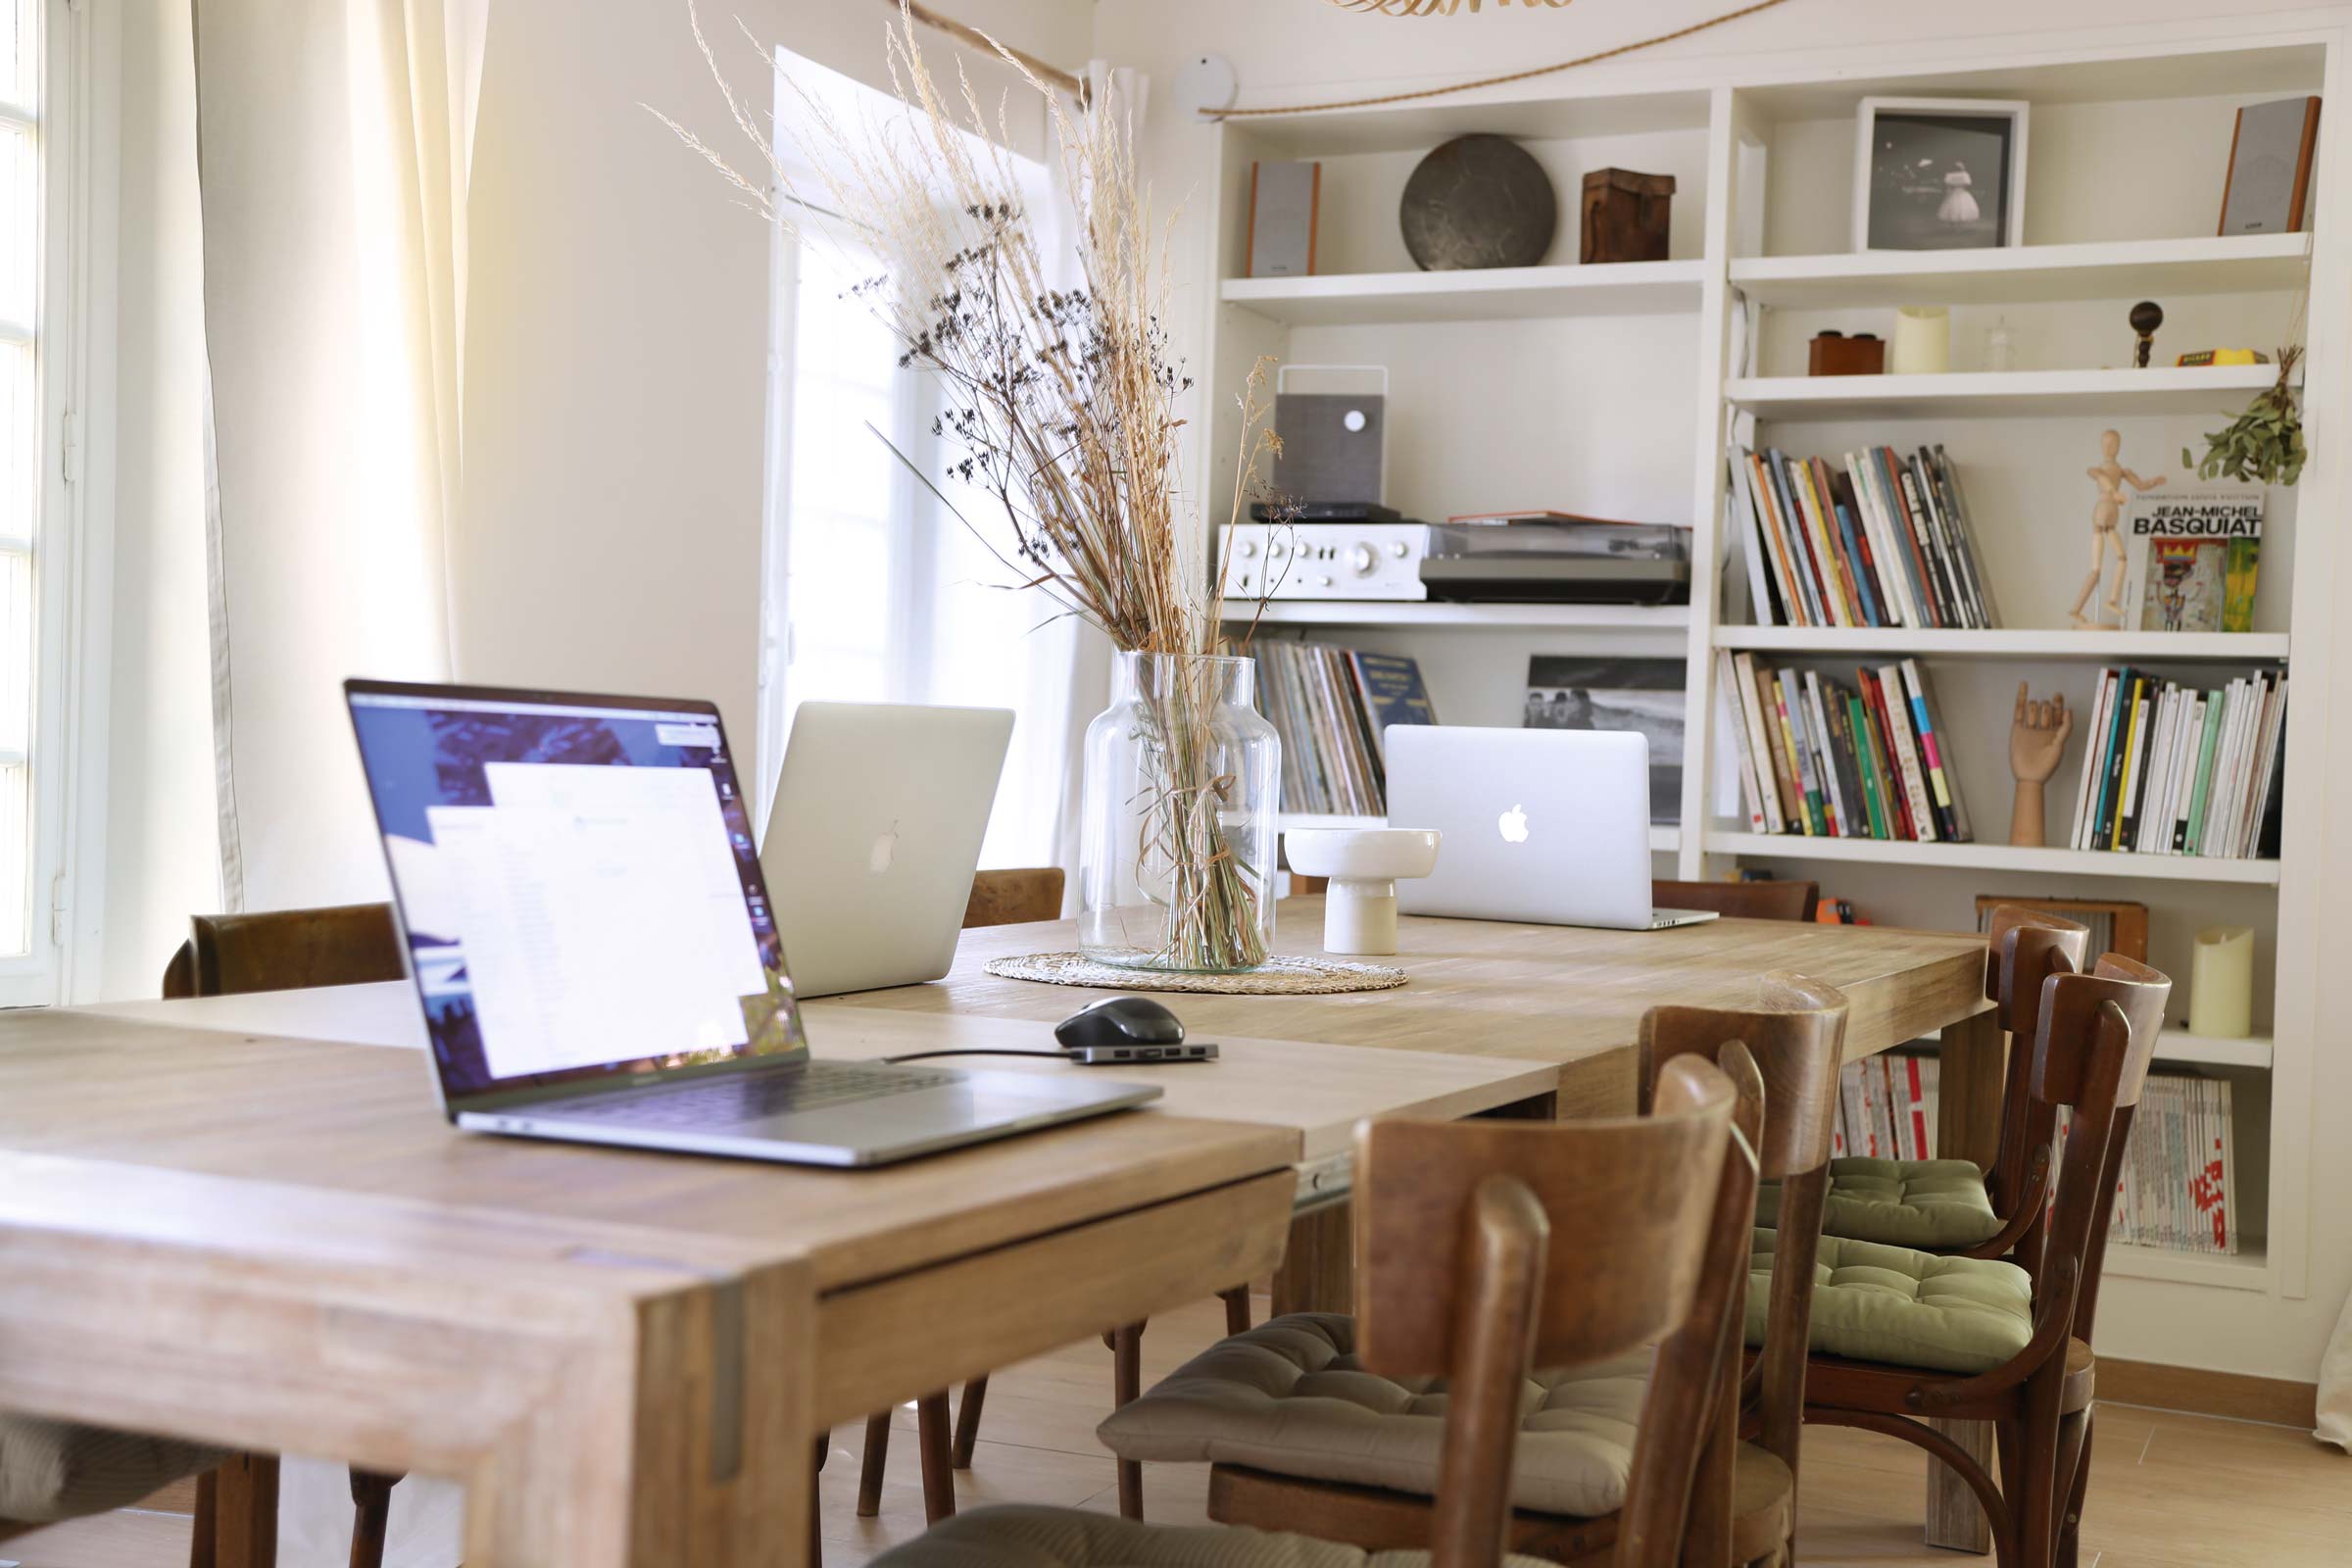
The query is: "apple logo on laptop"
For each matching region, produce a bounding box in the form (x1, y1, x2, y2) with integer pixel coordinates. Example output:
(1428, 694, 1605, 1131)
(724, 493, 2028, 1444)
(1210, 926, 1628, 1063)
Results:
(1497, 804, 1530, 844)
(869, 820, 900, 874)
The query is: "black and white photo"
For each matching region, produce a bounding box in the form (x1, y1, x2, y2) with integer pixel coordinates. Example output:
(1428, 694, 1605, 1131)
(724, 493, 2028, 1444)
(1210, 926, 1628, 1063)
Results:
(1853, 97, 2028, 251)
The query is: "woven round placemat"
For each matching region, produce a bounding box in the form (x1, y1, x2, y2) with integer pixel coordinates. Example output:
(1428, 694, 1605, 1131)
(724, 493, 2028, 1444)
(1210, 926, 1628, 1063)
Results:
(986, 951, 1406, 995)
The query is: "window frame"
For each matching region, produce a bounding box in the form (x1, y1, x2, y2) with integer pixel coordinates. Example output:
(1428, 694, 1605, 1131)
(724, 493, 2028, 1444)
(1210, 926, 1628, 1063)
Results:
(0, 0, 117, 1006)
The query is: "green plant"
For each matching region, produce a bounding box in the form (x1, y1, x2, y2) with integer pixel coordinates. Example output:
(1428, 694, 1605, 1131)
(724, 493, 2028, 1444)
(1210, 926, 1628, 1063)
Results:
(2183, 345, 2306, 485)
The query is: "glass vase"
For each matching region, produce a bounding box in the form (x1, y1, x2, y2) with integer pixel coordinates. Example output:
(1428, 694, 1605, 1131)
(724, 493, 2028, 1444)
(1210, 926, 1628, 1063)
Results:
(1078, 652, 1280, 972)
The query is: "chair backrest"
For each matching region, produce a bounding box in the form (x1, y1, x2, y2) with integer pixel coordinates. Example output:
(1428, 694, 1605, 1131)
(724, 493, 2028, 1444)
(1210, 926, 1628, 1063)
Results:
(2029, 955, 2170, 1344)
(962, 867, 1065, 929)
(1651, 878, 1818, 924)
(1638, 973, 1847, 1484)
(1982, 906, 2091, 1213)
(1352, 1055, 1743, 1568)
(161, 904, 407, 999)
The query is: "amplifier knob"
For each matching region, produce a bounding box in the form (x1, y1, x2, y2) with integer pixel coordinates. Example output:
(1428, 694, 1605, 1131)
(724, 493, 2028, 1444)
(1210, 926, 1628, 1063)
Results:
(1349, 544, 1377, 575)
(1315, 574, 1334, 588)
(1390, 542, 1410, 559)
(1269, 541, 1288, 559)
(1237, 539, 1259, 560)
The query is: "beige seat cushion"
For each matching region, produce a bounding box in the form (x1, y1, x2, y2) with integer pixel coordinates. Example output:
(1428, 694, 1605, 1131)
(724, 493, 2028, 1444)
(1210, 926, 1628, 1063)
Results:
(0, 1415, 222, 1525)
(1095, 1313, 1647, 1518)
(868, 1503, 1555, 1567)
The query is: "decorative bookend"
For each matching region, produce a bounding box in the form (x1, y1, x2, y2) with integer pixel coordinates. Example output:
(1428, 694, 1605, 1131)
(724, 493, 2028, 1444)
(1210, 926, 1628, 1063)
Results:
(1579, 168, 1674, 264)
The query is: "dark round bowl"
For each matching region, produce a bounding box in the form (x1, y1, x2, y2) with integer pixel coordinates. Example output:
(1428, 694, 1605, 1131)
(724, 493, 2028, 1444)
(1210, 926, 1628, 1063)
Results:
(1399, 133, 1557, 271)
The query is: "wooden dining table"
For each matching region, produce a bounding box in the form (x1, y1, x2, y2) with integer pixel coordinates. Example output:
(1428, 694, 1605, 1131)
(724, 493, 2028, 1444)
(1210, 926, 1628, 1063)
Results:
(0, 898, 1998, 1565)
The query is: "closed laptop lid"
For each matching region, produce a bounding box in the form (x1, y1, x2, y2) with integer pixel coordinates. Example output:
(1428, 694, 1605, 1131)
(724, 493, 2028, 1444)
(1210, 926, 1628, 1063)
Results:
(1387, 726, 1653, 927)
(345, 679, 805, 1113)
(760, 702, 1015, 998)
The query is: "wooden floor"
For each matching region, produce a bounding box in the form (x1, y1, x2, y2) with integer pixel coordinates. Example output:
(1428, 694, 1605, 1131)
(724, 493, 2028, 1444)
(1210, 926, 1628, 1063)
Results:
(9, 1295, 2346, 1567)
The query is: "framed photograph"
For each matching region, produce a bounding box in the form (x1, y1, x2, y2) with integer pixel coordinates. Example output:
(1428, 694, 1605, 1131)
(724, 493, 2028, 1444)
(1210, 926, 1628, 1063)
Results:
(1853, 97, 2029, 252)
(1523, 657, 1683, 824)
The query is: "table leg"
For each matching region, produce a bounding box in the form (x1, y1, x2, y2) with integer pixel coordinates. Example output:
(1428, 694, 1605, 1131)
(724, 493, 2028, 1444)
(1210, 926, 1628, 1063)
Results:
(1928, 1006, 2004, 1553)
(1270, 1206, 1351, 1317)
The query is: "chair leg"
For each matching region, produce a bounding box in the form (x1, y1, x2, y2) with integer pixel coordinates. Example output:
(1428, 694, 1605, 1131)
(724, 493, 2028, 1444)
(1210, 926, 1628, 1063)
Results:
(809, 1436, 827, 1568)
(1112, 1322, 1146, 1520)
(346, 1469, 400, 1568)
(1219, 1286, 1251, 1336)
(209, 1453, 279, 1568)
(917, 1392, 956, 1524)
(953, 1376, 988, 1469)
(857, 1411, 892, 1518)
(2018, 1380, 2065, 1568)
(188, 1468, 218, 1568)
(2055, 1408, 2092, 1568)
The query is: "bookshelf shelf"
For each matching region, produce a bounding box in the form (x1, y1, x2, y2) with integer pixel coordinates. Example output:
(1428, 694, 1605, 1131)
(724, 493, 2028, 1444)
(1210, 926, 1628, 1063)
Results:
(1713, 626, 2292, 662)
(2106, 1241, 2271, 1293)
(1729, 233, 2312, 309)
(1220, 260, 1705, 326)
(1228, 601, 1690, 631)
(1725, 366, 2287, 420)
(2152, 1030, 2275, 1070)
(1280, 813, 1680, 856)
(1702, 831, 2283, 885)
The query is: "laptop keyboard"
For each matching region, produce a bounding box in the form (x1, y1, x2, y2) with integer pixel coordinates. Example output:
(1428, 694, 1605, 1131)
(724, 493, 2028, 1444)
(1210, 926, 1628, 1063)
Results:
(545, 1061, 962, 1130)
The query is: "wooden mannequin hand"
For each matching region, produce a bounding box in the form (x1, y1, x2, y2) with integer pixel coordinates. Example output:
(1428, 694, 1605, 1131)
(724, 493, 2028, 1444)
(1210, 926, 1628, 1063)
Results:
(2008, 683, 2073, 784)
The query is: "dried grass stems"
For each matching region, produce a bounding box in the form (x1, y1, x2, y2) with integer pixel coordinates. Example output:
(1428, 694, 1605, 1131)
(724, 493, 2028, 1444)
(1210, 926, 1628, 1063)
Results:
(650, 0, 1286, 660)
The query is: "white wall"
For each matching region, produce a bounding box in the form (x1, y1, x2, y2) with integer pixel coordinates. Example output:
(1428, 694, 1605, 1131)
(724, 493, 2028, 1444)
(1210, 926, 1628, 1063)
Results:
(1091, 0, 2352, 1385)
(98, 0, 215, 1000)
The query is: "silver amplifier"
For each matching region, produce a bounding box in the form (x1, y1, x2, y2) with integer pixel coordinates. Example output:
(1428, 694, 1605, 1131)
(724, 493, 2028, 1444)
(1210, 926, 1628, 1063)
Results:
(1218, 522, 1428, 601)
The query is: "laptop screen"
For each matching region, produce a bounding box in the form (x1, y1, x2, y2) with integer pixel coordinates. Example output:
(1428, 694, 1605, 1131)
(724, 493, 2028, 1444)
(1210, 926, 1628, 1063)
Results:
(346, 682, 803, 1102)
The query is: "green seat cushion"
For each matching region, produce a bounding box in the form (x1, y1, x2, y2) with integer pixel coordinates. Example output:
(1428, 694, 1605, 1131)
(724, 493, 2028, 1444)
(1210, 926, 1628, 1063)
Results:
(1746, 1230, 2033, 1374)
(1755, 1157, 2001, 1249)
(869, 1504, 1558, 1567)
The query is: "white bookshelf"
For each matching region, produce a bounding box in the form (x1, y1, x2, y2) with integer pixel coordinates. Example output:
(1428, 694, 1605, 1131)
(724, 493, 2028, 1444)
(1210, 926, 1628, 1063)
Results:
(1198, 26, 2341, 1332)
(1713, 626, 2291, 662)
(1221, 260, 1705, 326)
(1724, 365, 2288, 419)
(1227, 601, 1690, 630)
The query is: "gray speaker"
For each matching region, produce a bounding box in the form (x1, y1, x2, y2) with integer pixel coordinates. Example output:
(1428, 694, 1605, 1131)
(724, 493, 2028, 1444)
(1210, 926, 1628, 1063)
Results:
(1270, 367, 1387, 507)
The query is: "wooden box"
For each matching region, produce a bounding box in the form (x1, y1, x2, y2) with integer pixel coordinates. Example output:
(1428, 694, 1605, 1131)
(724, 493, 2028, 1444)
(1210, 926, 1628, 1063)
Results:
(1579, 169, 1675, 264)
(1808, 330, 1886, 376)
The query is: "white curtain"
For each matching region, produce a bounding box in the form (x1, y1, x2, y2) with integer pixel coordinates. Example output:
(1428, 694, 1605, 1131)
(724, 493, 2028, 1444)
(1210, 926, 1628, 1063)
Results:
(191, 0, 485, 912)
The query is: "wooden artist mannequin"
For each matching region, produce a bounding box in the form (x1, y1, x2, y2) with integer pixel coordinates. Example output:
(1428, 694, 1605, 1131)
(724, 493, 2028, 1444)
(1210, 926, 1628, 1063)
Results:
(2071, 428, 2166, 628)
(2009, 682, 2074, 846)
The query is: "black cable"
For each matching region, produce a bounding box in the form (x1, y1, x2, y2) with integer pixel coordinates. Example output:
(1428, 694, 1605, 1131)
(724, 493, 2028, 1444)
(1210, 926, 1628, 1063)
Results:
(881, 1048, 1074, 1064)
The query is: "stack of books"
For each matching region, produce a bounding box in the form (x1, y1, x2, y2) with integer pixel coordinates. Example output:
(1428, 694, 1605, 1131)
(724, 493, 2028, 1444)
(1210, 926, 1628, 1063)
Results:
(2066, 666, 2287, 858)
(1719, 651, 1975, 842)
(1253, 643, 1437, 817)
(1829, 1053, 1938, 1161)
(2061, 1075, 2240, 1255)
(1728, 443, 1998, 629)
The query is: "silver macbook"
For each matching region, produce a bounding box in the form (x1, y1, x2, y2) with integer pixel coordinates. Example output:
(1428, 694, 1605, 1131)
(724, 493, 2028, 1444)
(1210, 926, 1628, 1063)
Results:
(760, 702, 1015, 999)
(345, 679, 1154, 1167)
(1387, 726, 1717, 931)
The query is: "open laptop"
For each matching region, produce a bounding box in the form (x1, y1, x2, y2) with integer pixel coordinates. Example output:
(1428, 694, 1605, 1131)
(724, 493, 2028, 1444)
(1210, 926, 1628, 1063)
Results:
(344, 679, 1156, 1166)
(760, 702, 1014, 998)
(1387, 726, 1717, 931)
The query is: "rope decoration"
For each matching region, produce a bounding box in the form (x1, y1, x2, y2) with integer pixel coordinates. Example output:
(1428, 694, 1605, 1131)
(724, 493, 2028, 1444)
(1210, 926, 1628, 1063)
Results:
(1328, 0, 1576, 13)
(1211, 0, 1792, 118)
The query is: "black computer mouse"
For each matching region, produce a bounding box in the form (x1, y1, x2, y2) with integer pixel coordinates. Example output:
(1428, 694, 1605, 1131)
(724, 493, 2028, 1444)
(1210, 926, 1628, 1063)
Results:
(1054, 995, 1185, 1050)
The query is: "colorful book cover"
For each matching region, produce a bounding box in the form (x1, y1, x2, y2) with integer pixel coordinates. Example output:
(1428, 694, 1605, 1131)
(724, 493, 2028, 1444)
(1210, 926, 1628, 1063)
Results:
(2122, 489, 2264, 634)
(1348, 650, 1438, 762)
(1847, 693, 1889, 839)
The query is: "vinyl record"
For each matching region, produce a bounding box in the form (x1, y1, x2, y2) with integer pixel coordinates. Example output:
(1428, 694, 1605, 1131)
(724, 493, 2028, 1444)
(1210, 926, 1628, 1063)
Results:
(1399, 134, 1556, 271)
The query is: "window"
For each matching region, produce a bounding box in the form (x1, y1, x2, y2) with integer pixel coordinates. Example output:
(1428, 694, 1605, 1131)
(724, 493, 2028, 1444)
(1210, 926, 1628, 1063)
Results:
(0, 0, 90, 1004)
(758, 51, 1083, 873)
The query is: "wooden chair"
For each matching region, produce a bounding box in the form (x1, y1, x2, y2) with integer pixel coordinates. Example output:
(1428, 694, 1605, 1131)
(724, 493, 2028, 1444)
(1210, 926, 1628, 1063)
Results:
(870, 1054, 1748, 1568)
(1651, 879, 1819, 924)
(1099, 993, 1829, 1565)
(170, 905, 410, 1568)
(1641, 974, 1848, 1566)
(1797, 953, 2171, 1568)
(1760, 907, 2089, 1261)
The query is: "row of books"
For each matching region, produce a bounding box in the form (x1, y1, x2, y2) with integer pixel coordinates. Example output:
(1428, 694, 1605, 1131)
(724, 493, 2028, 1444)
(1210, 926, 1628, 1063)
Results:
(1830, 1053, 1938, 1162)
(1253, 642, 1438, 817)
(2061, 1075, 2240, 1255)
(2065, 666, 2286, 859)
(1838, 1056, 2242, 1256)
(1729, 442, 1999, 631)
(1719, 651, 1976, 841)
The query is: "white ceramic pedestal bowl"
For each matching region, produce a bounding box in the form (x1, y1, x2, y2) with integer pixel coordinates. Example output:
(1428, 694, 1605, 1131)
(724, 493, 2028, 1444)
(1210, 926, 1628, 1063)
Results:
(1283, 828, 1443, 956)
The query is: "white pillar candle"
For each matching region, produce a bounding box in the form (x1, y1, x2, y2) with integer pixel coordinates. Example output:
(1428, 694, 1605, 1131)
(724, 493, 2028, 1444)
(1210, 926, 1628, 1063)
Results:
(2187, 925, 2254, 1039)
(1890, 306, 1951, 374)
